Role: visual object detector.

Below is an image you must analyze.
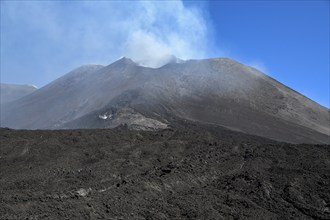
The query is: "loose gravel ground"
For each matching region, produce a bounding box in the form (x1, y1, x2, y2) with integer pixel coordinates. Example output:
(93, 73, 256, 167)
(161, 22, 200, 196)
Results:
(0, 125, 329, 219)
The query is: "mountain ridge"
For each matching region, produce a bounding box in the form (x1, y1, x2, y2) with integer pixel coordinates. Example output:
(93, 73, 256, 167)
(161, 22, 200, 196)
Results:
(0, 83, 38, 104)
(1, 57, 328, 144)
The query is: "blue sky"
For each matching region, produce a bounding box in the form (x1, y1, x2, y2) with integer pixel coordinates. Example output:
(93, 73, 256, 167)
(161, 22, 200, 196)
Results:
(1, 1, 329, 107)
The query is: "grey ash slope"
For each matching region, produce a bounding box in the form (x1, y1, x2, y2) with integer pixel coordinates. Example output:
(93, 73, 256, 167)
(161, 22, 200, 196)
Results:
(64, 58, 329, 143)
(1, 64, 104, 129)
(1, 57, 329, 144)
(0, 83, 37, 104)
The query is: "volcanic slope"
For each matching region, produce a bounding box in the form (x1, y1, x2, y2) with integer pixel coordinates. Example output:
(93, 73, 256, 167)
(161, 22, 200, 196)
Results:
(1, 64, 104, 129)
(1, 57, 329, 143)
(0, 83, 37, 104)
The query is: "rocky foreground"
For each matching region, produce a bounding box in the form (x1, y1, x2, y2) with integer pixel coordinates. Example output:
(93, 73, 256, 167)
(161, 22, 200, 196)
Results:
(0, 124, 329, 219)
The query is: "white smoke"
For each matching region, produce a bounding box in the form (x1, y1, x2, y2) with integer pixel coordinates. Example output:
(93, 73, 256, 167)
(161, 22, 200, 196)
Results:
(123, 1, 209, 67)
(1, 1, 212, 85)
(126, 31, 173, 68)
(247, 61, 268, 74)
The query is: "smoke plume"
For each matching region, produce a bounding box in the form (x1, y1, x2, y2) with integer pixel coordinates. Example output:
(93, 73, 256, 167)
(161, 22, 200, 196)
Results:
(1, 0, 211, 83)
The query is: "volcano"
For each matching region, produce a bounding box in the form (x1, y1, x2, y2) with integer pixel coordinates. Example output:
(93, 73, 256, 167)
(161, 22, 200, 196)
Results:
(0, 57, 329, 143)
